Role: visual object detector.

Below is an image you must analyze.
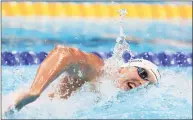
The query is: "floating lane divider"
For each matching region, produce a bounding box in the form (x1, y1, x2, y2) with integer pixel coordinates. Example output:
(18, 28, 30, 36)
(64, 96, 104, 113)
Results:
(2, 2, 192, 19)
(1, 51, 192, 67)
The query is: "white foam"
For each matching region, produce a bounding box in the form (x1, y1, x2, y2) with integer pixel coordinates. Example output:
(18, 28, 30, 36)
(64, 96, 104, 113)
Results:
(2, 65, 192, 119)
(2, 9, 192, 118)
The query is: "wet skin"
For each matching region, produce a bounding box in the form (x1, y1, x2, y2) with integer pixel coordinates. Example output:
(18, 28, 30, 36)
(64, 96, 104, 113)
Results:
(5, 45, 152, 113)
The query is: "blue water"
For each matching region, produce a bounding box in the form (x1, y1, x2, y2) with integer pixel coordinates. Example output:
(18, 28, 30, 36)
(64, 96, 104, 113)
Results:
(2, 66, 192, 119)
(2, 17, 192, 119)
(2, 18, 192, 53)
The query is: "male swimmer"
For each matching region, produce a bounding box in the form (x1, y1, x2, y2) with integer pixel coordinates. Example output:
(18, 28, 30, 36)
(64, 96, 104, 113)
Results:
(5, 45, 161, 114)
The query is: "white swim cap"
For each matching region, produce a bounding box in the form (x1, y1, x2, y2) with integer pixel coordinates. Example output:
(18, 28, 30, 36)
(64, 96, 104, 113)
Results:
(122, 59, 161, 83)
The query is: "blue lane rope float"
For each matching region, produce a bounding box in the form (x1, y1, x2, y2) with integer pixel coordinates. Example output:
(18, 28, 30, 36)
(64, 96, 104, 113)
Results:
(1, 51, 192, 67)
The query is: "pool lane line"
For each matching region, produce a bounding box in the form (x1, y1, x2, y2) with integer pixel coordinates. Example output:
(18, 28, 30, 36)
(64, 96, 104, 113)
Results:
(1, 51, 192, 67)
(2, 2, 192, 19)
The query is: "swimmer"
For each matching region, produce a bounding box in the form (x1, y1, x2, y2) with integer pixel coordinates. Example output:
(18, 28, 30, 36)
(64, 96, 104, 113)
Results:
(5, 45, 161, 114)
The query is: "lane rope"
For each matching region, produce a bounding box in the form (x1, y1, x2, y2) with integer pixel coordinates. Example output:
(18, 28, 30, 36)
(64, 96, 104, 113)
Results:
(2, 2, 192, 19)
(1, 51, 192, 67)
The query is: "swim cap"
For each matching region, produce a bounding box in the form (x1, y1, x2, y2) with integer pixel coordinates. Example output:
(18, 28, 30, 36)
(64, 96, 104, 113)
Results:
(122, 59, 161, 83)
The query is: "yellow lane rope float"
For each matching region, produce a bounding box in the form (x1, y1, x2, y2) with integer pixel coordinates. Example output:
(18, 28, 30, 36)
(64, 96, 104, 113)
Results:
(2, 2, 192, 19)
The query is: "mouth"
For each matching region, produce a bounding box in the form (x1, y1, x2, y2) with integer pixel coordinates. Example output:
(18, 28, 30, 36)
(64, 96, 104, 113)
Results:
(127, 82, 136, 89)
(121, 79, 136, 90)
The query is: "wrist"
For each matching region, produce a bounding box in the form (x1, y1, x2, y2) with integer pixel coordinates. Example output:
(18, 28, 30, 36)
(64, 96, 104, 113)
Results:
(14, 92, 39, 111)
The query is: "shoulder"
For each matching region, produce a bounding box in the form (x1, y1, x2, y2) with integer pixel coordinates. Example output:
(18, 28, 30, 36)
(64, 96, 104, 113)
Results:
(55, 45, 104, 73)
(54, 45, 87, 62)
(55, 45, 85, 56)
(85, 53, 104, 68)
(55, 45, 104, 65)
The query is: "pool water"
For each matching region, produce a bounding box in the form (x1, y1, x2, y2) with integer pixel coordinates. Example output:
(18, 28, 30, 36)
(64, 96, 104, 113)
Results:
(2, 66, 192, 119)
(2, 18, 192, 53)
(2, 17, 192, 119)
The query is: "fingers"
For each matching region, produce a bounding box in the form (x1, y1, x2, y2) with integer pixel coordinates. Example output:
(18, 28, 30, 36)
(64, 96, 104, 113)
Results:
(3, 104, 17, 117)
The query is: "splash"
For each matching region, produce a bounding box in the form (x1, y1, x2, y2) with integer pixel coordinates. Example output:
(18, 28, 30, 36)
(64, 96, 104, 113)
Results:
(2, 66, 192, 119)
(103, 8, 132, 78)
(2, 8, 192, 119)
(95, 8, 133, 110)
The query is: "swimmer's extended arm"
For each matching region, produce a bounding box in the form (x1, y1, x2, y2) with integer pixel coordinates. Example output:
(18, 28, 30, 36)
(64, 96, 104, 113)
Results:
(8, 45, 104, 112)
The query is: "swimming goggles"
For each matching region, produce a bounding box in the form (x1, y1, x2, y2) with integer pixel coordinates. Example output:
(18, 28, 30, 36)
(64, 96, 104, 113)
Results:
(135, 67, 148, 81)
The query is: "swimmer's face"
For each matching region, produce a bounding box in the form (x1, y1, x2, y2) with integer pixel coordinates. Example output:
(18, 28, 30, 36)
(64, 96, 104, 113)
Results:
(117, 67, 153, 91)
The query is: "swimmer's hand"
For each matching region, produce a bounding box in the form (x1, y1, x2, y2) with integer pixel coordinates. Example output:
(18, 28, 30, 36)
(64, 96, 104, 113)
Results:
(3, 104, 17, 117)
(4, 92, 39, 116)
